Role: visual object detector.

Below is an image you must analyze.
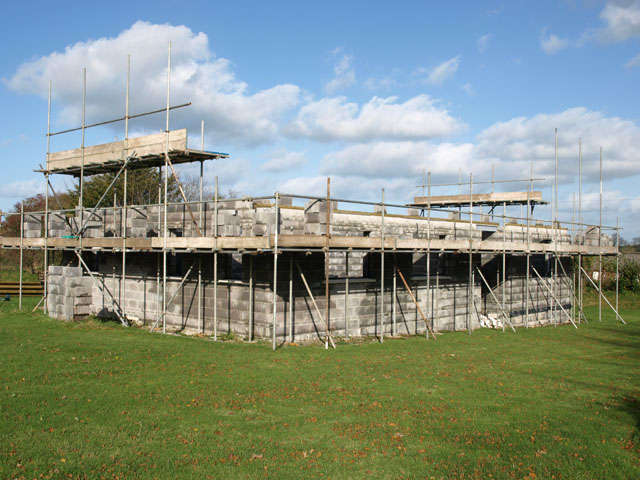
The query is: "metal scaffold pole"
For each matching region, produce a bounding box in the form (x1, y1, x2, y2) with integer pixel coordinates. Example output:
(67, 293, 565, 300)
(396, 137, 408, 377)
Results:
(213, 175, 218, 340)
(79, 67, 86, 268)
(162, 42, 171, 334)
(198, 120, 204, 333)
(599, 147, 603, 322)
(467, 173, 473, 334)
(578, 138, 583, 322)
(380, 187, 385, 342)
(44, 80, 52, 314)
(553, 127, 558, 326)
(526, 161, 531, 327)
(325, 178, 331, 347)
(272, 192, 280, 351)
(616, 216, 620, 322)
(289, 255, 293, 342)
(344, 251, 349, 338)
(392, 254, 397, 336)
(121, 54, 130, 323)
(502, 201, 506, 331)
(426, 171, 432, 336)
(19, 202, 24, 310)
(249, 255, 254, 341)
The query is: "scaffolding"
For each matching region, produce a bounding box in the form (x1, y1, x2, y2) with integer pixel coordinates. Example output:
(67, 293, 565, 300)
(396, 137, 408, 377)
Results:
(0, 47, 626, 350)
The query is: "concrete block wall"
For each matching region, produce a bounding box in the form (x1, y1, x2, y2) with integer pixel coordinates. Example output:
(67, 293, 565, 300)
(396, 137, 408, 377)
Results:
(29, 200, 613, 252)
(46, 266, 92, 321)
(45, 249, 580, 341)
(482, 254, 574, 327)
(23, 213, 43, 238)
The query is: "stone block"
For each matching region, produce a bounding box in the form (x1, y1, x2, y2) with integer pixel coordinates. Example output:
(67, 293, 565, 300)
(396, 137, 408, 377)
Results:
(62, 267, 82, 277)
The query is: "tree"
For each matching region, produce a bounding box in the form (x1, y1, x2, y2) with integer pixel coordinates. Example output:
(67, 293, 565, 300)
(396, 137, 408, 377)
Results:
(69, 168, 181, 208)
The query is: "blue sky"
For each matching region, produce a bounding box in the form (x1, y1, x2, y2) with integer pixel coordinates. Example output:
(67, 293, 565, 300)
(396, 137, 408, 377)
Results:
(1, 0, 639, 238)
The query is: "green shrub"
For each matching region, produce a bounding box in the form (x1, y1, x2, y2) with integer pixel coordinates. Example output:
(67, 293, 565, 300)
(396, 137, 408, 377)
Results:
(619, 259, 640, 292)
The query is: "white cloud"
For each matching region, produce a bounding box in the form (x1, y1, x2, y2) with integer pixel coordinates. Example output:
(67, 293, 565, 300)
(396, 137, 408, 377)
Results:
(475, 107, 640, 183)
(625, 52, 640, 67)
(261, 150, 307, 172)
(477, 34, 493, 53)
(425, 56, 461, 85)
(364, 75, 398, 91)
(6, 21, 301, 147)
(306, 107, 640, 195)
(597, 0, 640, 42)
(0, 179, 42, 199)
(287, 94, 463, 142)
(325, 49, 356, 94)
(321, 141, 475, 179)
(540, 31, 570, 54)
(278, 175, 417, 204)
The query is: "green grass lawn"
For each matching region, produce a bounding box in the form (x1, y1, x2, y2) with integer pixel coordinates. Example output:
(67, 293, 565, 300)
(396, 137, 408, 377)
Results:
(1, 296, 639, 479)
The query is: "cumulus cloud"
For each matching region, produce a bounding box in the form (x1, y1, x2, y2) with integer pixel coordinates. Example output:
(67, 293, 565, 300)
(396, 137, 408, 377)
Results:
(309, 107, 640, 195)
(261, 150, 307, 172)
(540, 30, 569, 54)
(321, 141, 476, 179)
(286, 94, 463, 142)
(325, 49, 356, 94)
(597, 0, 640, 42)
(475, 107, 640, 183)
(477, 34, 493, 53)
(6, 21, 301, 147)
(424, 56, 461, 85)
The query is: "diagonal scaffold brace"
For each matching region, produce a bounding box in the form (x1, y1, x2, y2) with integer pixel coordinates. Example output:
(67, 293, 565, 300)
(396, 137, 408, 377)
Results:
(475, 267, 516, 332)
(150, 262, 196, 332)
(75, 250, 128, 326)
(163, 154, 204, 237)
(532, 266, 577, 328)
(76, 154, 136, 235)
(295, 259, 335, 349)
(395, 267, 436, 340)
(579, 266, 626, 324)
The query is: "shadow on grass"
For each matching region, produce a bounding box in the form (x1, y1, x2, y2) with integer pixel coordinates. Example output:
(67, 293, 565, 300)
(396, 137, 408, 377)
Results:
(616, 395, 640, 443)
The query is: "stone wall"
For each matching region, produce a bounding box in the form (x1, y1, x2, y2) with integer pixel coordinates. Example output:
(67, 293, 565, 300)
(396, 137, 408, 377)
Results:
(46, 266, 92, 321)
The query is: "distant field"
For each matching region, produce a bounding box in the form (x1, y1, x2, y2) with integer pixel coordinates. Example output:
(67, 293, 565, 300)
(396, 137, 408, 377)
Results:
(1, 294, 638, 479)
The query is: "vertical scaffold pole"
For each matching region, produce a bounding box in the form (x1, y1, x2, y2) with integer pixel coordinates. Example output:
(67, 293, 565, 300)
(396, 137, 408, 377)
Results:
(325, 178, 331, 346)
(616, 217, 620, 322)
(79, 67, 86, 267)
(19, 202, 24, 311)
(578, 138, 583, 322)
(289, 255, 293, 342)
(426, 171, 432, 335)
(249, 255, 254, 341)
(553, 127, 558, 326)
(44, 80, 52, 314)
(162, 42, 171, 334)
(344, 251, 349, 337)
(526, 161, 531, 327)
(272, 192, 280, 351)
(156, 173, 161, 327)
(467, 173, 473, 334)
(392, 254, 397, 336)
(121, 54, 130, 322)
(502, 201, 506, 332)
(380, 188, 385, 342)
(198, 120, 204, 333)
(599, 147, 603, 322)
(213, 176, 218, 340)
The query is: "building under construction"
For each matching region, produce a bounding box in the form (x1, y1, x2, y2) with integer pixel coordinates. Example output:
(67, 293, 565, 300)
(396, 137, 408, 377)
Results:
(0, 52, 626, 349)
